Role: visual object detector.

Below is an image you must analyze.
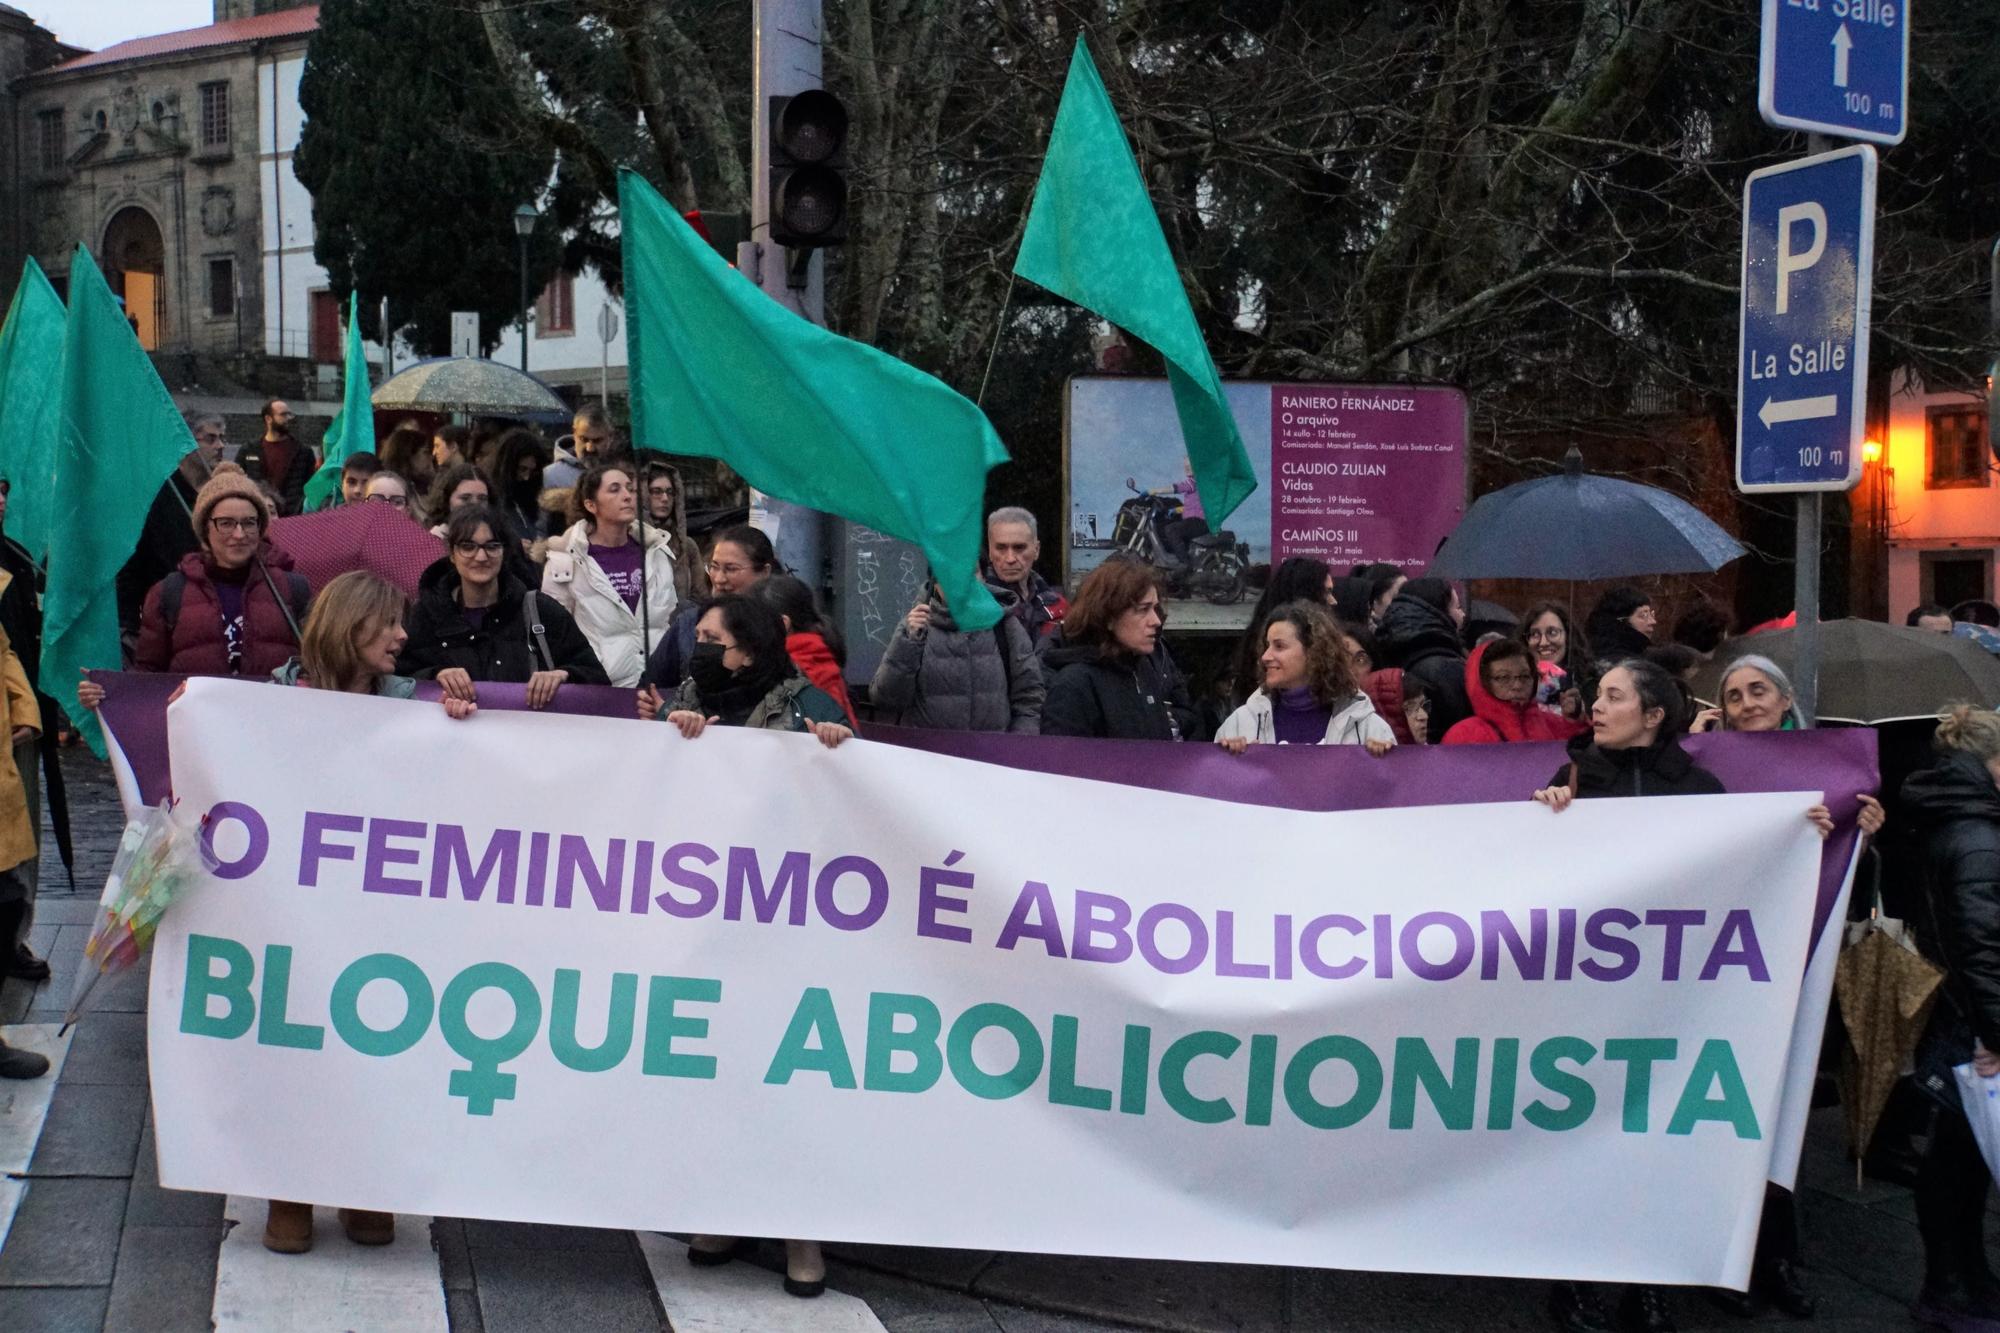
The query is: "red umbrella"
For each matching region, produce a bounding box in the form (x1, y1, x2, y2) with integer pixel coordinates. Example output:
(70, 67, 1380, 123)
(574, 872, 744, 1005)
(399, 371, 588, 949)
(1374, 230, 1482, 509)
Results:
(269, 502, 444, 601)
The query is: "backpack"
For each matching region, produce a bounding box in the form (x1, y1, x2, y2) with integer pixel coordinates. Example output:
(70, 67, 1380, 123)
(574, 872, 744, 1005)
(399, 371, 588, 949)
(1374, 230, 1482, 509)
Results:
(160, 568, 311, 642)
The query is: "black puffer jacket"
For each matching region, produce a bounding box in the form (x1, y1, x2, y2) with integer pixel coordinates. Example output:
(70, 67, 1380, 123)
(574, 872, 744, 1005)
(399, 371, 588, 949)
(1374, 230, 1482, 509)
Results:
(1550, 730, 1726, 799)
(1042, 644, 1185, 741)
(397, 562, 608, 686)
(1902, 751, 2000, 1053)
(1375, 593, 1470, 738)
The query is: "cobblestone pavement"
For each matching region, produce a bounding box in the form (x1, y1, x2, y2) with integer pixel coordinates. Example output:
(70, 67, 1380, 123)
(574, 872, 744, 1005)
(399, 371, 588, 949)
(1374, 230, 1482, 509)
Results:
(0, 751, 1959, 1330)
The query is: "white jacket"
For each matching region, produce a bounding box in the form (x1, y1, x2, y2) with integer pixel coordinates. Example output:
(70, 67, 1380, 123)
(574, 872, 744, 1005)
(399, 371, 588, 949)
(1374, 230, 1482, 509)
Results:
(541, 520, 679, 686)
(1215, 690, 1395, 747)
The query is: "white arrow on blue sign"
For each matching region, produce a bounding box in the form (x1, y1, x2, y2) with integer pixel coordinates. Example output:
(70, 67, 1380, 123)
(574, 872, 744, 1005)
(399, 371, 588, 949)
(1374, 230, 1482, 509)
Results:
(1736, 144, 1876, 494)
(1759, 0, 1909, 145)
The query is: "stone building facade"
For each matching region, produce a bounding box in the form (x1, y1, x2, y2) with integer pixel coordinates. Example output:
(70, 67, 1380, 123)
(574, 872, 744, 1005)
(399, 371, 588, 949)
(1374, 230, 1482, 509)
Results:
(0, 2, 316, 356)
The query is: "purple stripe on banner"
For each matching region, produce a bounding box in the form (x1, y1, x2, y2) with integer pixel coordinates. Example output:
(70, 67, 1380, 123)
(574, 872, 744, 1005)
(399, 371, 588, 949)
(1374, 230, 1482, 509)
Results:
(91, 670, 1876, 950)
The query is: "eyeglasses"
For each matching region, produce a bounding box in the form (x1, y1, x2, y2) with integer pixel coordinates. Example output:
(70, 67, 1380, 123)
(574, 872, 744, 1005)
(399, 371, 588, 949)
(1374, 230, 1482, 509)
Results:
(452, 540, 507, 558)
(367, 493, 409, 509)
(707, 561, 754, 577)
(207, 517, 261, 534)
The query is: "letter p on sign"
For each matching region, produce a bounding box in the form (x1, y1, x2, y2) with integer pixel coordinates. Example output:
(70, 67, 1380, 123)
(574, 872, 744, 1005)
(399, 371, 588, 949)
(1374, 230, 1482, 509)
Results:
(1774, 202, 1826, 316)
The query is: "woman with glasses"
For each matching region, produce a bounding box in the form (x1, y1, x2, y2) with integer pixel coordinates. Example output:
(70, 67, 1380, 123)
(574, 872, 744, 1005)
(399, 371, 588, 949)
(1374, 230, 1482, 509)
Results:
(543, 461, 679, 687)
(647, 524, 778, 689)
(1215, 601, 1393, 752)
(1043, 560, 1188, 741)
(1441, 639, 1588, 745)
(633, 452, 709, 604)
(362, 470, 414, 515)
(87, 465, 309, 695)
(398, 504, 606, 705)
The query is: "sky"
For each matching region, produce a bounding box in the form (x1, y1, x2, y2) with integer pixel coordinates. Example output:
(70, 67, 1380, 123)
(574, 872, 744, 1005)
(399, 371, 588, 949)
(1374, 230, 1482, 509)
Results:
(22, 0, 212, 52)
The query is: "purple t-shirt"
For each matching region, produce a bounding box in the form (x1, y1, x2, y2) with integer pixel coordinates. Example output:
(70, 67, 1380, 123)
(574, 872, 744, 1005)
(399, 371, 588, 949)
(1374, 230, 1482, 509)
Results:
(461, 605, 489, 631)
(589, 542, 644, 610)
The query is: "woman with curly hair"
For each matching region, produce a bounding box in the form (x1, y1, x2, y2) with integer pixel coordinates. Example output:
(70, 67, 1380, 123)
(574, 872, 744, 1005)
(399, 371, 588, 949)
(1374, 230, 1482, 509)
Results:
(1214, 600, 1394, 754)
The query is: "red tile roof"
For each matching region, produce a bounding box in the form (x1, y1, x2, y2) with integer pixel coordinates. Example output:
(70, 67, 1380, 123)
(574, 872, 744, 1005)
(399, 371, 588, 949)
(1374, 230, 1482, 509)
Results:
(42, 5, 319, 75)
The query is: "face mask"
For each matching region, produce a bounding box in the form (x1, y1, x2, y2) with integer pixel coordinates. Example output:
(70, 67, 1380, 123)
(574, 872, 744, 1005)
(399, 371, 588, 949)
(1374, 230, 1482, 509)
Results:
(688, 641, 736, 694)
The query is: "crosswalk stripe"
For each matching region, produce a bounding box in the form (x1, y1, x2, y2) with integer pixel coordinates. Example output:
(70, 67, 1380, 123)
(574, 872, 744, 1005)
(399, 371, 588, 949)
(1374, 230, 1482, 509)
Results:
(213, 1195, 448, 1332)
(636, 1233, 888, 1333)
(0, 1023, 72, 1255)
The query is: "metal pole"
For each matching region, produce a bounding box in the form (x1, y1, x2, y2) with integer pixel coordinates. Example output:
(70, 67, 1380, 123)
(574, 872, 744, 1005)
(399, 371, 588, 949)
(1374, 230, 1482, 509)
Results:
(748, 0, 828, 590)
(1791, 131, 1838, 729)
(517, 235, 530, 374)
(1794, 495, 1820, 725)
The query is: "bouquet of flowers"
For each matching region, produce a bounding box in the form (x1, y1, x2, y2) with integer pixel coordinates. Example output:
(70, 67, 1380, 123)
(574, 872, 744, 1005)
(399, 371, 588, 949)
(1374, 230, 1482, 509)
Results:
(61, 801, 217, 1033)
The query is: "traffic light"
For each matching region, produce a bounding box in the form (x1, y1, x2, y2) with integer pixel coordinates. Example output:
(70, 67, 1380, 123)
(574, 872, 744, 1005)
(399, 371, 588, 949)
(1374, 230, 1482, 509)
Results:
(768, 91, 849, 248)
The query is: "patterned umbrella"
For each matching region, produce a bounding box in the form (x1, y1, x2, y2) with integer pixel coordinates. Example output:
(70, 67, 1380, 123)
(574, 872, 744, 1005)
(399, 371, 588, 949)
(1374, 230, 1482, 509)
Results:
(372, 356, 569, 417)
(1836, 913, 1943, 1177)
(269, 502, 444, 601)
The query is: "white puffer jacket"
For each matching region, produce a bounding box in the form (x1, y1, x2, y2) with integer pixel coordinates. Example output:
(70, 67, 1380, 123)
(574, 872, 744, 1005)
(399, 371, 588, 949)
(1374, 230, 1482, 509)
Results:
(541, 520, 679, 686)
(1215, 690, 1395, 747)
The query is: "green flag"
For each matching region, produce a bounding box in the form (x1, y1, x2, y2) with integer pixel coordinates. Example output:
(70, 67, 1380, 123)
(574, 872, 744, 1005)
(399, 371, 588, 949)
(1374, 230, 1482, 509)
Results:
(304, 291, 370, 510)
(0, 257, 67, 561)
(1014, 39, 1256, 524)
(41, 247, 194, 757)
(620, 169, 1010, 630)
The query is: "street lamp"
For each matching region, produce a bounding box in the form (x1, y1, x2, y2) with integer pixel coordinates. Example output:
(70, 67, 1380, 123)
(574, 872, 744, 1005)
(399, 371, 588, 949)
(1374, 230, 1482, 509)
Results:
(512, 203, 538, 373)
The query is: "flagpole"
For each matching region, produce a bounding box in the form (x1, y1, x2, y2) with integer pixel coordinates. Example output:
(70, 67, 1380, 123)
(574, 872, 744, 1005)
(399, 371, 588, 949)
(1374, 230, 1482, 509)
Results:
(973, 271, 1019, 409)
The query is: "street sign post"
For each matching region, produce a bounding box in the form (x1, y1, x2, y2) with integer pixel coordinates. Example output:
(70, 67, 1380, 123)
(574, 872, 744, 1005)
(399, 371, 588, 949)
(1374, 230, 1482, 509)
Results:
(1736, 144, 1876, 494)
(595, 304, 619, 408)
(1759, 0, 1909, 145)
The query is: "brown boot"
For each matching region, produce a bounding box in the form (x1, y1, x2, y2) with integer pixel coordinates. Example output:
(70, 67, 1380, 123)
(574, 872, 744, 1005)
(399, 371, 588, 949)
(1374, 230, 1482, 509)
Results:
(338, 1208, 395, 1245)
(262, 1200, 314, 1254)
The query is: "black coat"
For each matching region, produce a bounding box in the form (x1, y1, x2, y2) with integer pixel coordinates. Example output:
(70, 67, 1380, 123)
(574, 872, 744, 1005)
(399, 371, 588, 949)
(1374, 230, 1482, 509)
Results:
(1550, 730, 1726, 800)
(236, 434, 319, 517)
(1375, 593, 1471, 738)
(1902, 751, 2000, 1053)
(116, 472, 200, 637)
(1041, 643, 1185, 741)
(397, 563, 608, 686)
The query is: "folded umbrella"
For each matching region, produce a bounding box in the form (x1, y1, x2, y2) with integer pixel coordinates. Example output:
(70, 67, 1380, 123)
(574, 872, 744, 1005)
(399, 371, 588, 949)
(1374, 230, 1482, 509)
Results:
(1429, 446, 1746, 581)
(269, 501, 445, 602)
(1694, 619, 2000, 725)
(1835, 899, 1943, 1181)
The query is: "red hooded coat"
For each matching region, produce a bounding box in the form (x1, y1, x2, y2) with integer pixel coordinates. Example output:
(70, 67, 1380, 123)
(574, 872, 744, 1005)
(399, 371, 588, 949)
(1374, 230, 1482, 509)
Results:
(1441, 640, 1589, 745)
(786, 631, 858, 727)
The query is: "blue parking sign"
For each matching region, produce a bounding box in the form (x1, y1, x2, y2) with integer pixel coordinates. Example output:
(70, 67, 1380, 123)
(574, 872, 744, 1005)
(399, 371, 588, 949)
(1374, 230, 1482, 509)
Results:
(1760, 0, 1909, 145)
(1737, 145, 1875, 494)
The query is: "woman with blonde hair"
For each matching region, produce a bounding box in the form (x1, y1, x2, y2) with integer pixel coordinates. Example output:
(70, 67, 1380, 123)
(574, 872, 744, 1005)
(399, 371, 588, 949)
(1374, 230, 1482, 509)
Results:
(258, 572, 469, 1255)
(1902, 705, 2000, 1330)
(1215, 600, 1393, 754)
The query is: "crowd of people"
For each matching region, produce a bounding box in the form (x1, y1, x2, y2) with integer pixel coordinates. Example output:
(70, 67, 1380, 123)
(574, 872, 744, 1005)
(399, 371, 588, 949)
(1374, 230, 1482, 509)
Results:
(8, 401, 2000, 1327)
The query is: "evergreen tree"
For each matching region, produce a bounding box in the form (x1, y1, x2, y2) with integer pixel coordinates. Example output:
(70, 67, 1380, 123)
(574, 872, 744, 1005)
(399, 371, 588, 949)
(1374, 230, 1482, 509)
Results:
(295, 0, 562, 354)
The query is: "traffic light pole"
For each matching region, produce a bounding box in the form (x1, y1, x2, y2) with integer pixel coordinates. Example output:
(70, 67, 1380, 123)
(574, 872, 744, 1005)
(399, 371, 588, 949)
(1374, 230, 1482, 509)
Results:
(744, 0, 828, 589)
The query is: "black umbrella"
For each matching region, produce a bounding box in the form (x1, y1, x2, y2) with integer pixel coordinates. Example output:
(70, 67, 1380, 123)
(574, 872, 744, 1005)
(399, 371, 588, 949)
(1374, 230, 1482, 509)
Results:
(1694, 619, 2000, 724)
(1430, 447, 1745, 581)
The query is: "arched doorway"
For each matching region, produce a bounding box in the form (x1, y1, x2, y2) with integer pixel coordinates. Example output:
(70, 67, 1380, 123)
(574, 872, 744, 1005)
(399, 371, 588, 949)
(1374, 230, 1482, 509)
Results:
(102, 206, 165, 350)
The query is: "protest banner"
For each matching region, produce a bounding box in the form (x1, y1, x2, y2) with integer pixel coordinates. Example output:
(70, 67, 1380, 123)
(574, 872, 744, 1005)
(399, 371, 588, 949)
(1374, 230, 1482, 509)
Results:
(148, 678, 1843, 1286)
